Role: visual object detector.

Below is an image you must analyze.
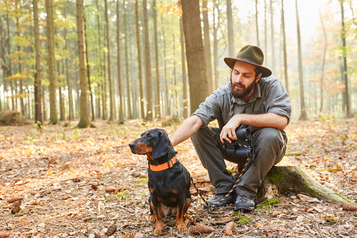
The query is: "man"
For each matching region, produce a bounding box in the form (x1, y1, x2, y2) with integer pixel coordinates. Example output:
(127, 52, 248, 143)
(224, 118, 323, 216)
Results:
(170, 45, 291, 211)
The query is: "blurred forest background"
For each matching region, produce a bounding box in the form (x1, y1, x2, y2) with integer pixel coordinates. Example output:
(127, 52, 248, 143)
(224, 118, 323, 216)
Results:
(0, 0, 357, 127)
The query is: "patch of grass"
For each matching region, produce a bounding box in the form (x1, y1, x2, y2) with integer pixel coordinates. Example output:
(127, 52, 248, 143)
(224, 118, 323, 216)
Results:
(134, 178, 149, 183)
(116, 190, 129, 198)
(257, 198, 280, 210)
(237, 215, 252, 224)
(325, 217, 339, 222)
(285, 152, 302, 156)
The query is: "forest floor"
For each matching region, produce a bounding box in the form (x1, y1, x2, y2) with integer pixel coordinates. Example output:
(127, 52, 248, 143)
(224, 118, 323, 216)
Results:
(0, 116, 357, 238)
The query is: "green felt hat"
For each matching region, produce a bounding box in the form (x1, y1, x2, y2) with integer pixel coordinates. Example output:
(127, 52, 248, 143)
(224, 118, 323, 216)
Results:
(224, 45, 272, 77)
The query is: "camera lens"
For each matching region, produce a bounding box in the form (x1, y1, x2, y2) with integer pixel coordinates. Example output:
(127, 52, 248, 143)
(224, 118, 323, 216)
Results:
(235, 128, 251, 139)
(235, 146, 252, 159)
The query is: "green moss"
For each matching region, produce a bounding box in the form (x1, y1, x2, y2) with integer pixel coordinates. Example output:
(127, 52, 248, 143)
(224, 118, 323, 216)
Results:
(267, 169, 283, 185)
(285, 152, 302, 156)
(134, 178, 149, 183)
(116, 190, 129, 198)
(231, 211, 240, 217)
(304, 185, 320, 195)
(325, 217, 339, 222)
(335, 193, 356, 205)
(237, 215, 252, 224)
(257, 198, 280, 210)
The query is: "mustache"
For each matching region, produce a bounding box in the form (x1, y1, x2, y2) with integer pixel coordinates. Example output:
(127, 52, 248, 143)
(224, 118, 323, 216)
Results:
(233, 83, 245, 88)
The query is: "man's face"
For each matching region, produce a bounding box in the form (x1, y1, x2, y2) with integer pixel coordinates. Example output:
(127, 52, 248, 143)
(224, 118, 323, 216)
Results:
(230, 61, 262, 101)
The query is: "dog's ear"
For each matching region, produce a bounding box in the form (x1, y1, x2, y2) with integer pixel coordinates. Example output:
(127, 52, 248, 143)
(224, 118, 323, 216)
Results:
(152, 130, 171, 159)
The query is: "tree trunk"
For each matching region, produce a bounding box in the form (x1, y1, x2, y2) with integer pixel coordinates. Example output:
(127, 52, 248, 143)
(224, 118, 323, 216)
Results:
(319, 8, 327, 114)
(143, 0, 153, 121)
(104, 0, 114, 122)
(16, 11, 25, 117)
(76, 0, 91, 128)
(340, 0, 351, 117)
(116, 0, 124, 122)
(255, 0, 259, 46)
(213, 0, 219, 91)
(264, 0, 267, 58)
(6, 10, 15, 111)
(124, 0, 132, 119)
(46, 0, 58, 124)
(135, 0, 145, 120)
(202, 0, 213, 94)
(33, 0, 43, 124)
(295, 0, 307, 120)
(264, 165, 355, 204)
(181, 0, 209, 114)
(270, 0, 275, 74)
(153, 0, 161, 119)
(281, 0, 289, 94)
(180, 17, 188, 119)
(84, 16, 95, 121)
(64, 10, 73, 121)
(57, 60, 65, 121)
(226, 0, 234, 56)
(172, 33, 178, 116)
(95, 0, 102, 120)
(42, 86, 46, 120)
(161, 13, 169, 116)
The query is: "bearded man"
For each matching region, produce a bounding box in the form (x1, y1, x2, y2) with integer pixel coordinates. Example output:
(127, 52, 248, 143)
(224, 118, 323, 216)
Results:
(169, 45, 291, 211)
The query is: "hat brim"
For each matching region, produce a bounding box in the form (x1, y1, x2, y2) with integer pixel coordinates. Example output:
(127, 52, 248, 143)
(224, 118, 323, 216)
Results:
(224, 57, 272, 77)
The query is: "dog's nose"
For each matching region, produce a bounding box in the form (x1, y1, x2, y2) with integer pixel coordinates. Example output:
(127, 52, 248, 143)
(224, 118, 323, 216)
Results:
(129, 142, 135, 149)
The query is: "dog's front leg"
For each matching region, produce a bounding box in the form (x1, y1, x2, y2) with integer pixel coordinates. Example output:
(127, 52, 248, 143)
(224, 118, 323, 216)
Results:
(176, 197, 191, 233)
(150, 196, 163, 234)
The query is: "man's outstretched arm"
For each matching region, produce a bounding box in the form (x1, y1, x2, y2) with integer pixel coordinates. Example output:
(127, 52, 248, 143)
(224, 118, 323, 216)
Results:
(170, 115, 203, 147)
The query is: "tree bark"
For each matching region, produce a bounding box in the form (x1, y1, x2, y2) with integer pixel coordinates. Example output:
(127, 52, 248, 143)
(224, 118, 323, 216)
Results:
(95, 0, 102, 119)
(318, 8, 327, 114)
(76, 0, 91, 128)
(15, 4, 25, 117)
(181, 0, 209, 114)
(64, 9, 73, 121)
(295, 0, 307, 120)
(153, 0, 160, 119)
(116, 0, 124, 122)
(84, 16, 95, 121)
(226, 0, 234, 56)
(270, 0, 275, 74)
(135, 0, 145, 120)
(213, 0, 219, 91)
(264, 0, 267, 57)
(340, 0, 351, 117)
(33, 0, 43, 124)
(46, 0, 58, 124)
(180, 17, 188, 119)
(104, 0, 114, 122)
(161, 13, 169, 116)
(202, 0, 213, 94)
(57, 60, 65, 121)
(281, 0, 289, 95)
(172, 32, 178, 116)
(255, 0, 259, 46)
(124, 0, 132, 119)
(143, 0, 153, 121)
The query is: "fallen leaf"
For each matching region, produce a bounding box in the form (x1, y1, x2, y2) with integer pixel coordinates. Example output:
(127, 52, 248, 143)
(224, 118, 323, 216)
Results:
(297, 194, 319, 202)
(105, 224, 117, 236)
(272, 211, 282, 217)
(0, 231, 10, 238)
(210, 216, 233, 225)
(224, 221, 234, 236)
(296, 216, 304, 222)
(337, 171, 344, 177)
(7, 197, 24, 203)
(105, 187, 116, 193)
(121, 235, 134, 238)
(352, 172, 357, 179)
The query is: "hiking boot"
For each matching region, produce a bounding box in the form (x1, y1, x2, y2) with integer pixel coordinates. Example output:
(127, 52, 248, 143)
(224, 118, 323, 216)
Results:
(234, 195, 255, 211)
(203, 193, 235, 209)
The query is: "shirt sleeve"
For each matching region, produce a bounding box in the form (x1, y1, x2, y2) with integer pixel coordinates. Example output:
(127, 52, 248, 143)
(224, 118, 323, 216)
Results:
(192, 91, 223, 127)
(264, 79, 291, 124)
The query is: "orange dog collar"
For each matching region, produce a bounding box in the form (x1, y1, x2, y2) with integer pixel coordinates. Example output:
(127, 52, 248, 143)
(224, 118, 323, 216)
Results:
(149, 157, 177, 172)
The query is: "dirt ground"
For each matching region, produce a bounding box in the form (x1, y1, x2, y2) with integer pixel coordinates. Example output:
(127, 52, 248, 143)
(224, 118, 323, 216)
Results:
(0, 117, 356, 238)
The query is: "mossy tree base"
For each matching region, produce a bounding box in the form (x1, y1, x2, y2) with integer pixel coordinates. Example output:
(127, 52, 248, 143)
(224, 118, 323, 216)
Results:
(262, 165, 355, 204)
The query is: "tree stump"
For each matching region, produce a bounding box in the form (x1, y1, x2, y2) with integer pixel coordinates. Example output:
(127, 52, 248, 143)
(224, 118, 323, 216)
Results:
(257, 165, 355, 204)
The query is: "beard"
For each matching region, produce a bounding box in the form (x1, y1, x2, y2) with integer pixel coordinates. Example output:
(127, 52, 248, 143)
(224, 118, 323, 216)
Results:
(230, 77, 257, 99)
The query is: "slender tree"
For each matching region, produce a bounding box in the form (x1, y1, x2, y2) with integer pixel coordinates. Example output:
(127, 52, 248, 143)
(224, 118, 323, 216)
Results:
(143, 0, 153, 121)
(84, 16, 95, 121)
(123, 0, 132, 119)
(340, 0, 351, 117)
(33, 0, 43, 124)
(255, 0, 259, 46)
(270, 0, 275, 74)
(281, 0, 288, 94)
(202, 0, 213, 93)
(153, 0, 161, 119)
(64, 9, 73, 121)
(104, 0, 114, 122)
(226, 0, 234, 56)
(160, 13, 169, 116)
(264, 0, 267, 57)
(76, 0, 91, 128)
(15, 2, 25, 116)
(116, 0, 124, 122)
(318, 8, 327, 113)
(181, 0, 209, 113)
(46, 0, 58, 124)
(135, 0, 145, 119)
(295, 0, 307, 120)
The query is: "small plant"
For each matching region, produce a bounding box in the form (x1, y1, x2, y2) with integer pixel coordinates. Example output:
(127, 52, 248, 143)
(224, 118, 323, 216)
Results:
(257, 198, 280, 210)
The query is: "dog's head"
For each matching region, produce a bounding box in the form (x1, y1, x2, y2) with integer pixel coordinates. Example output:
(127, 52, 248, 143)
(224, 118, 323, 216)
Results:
(129, 129, 173, 160)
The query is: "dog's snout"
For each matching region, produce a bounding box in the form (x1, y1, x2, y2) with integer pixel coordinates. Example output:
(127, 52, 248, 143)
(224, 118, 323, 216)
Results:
(129, 142, 135, 148)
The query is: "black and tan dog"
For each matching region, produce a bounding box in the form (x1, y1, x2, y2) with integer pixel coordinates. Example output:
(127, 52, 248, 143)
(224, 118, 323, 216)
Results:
(129, 129, 191, 234)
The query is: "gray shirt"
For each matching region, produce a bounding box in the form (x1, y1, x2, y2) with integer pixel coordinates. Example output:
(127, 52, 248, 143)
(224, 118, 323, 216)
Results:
(192, 76, 291, 140)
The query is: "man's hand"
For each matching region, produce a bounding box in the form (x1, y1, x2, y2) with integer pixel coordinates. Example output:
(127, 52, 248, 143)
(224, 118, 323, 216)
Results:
(220, 114, 242, 143)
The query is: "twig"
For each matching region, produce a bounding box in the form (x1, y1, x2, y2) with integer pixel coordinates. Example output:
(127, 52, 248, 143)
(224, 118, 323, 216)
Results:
(314, 223, 324, 238)
(236, 227, 258, 237)
(117, 204, 134, 213)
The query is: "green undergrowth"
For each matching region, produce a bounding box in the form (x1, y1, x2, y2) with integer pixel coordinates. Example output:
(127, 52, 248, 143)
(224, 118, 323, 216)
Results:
(256, 198, 280, 210)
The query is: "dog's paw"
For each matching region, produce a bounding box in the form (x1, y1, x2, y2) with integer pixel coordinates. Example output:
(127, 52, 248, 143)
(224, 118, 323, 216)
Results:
(149, 214, 156, 222)
(154, 227, 163, 234)
(177, 224, 187, 233)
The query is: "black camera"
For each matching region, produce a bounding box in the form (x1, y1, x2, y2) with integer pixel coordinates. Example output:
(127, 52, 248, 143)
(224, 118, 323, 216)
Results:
(223, 128, 253, 164)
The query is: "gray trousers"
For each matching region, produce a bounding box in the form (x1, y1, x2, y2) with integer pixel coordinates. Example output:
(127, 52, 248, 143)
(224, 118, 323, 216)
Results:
(191, 126, 286, 199)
